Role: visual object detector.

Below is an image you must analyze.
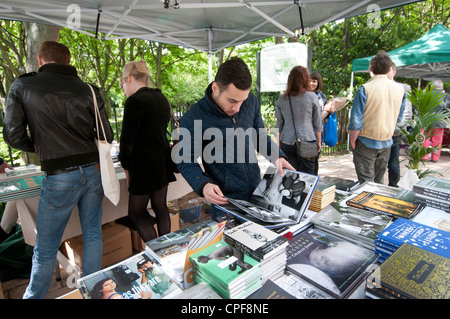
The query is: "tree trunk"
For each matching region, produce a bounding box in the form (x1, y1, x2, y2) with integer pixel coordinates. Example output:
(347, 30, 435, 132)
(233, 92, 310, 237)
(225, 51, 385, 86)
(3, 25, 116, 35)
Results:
(24, 23, 60, 72)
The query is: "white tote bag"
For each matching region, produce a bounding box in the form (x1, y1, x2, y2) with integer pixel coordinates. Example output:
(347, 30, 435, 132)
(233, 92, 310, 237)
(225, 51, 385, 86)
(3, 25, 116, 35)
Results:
(88, 84, 120, 206)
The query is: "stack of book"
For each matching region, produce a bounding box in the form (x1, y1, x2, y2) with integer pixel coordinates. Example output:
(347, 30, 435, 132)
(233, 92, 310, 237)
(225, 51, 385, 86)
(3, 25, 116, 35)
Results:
(375, 217, 450, 263)
(286, 228, 378, 299)
(189, 240, 262, 299)
(0, 174, 44, 202)
(366, 243, 450, 299)
(318, 176, 359, 192)
(224, 221, 288, 283)
(413, 176, 450, 212)
(308, 178, 336, 212)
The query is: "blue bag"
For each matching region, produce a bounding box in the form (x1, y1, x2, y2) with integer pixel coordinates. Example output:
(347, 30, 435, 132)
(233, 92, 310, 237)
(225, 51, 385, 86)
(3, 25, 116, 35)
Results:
(324, 112, 338, 147)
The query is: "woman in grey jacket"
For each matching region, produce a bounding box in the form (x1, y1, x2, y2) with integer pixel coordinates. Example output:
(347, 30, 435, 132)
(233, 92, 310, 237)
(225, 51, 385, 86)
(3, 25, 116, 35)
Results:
(276, 66, 323, 175)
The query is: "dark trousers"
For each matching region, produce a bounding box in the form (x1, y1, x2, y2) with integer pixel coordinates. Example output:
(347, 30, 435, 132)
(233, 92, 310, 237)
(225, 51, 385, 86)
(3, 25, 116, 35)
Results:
(281, 142, 317, 175)
(387, 135, 402, 187)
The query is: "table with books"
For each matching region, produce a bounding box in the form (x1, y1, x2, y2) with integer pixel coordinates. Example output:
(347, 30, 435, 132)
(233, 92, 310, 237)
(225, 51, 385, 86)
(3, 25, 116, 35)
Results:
(72, 169, 450, 300)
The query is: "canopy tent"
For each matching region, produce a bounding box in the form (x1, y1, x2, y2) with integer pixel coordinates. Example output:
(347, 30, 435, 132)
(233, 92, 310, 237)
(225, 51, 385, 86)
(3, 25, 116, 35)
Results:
(0, 0, 422, 54)
(352, 24, 450, 82)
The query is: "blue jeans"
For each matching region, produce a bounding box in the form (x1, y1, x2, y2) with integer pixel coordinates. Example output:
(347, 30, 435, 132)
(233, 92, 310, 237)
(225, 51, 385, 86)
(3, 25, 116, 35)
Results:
(23, 165, 104, 299)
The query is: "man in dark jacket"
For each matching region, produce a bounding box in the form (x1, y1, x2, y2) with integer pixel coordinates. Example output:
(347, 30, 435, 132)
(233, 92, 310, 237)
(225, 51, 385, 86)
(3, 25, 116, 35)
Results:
(3, 41, 114, 299)
(175, 57, 292, 220)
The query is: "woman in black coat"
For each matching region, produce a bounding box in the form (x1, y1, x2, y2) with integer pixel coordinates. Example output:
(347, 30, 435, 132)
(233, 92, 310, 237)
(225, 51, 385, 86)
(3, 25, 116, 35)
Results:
(119, 60, 176, 241)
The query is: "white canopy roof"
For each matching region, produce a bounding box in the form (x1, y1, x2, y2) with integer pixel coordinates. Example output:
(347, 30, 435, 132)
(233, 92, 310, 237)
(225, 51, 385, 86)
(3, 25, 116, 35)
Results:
(0, 0, 422, 53)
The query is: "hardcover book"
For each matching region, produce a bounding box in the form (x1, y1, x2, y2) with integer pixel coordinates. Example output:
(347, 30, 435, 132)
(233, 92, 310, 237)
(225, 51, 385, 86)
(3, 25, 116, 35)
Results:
(218, 167, 319, 229)
(352, 181, 416, 203)
(318, 176, 359, 192)
(375, 217, 450, 259)
(366, 243, 450, 299)
(286, 228, 377, 299)
(77, 251, 182, 299)
(346, 191, 424, 219)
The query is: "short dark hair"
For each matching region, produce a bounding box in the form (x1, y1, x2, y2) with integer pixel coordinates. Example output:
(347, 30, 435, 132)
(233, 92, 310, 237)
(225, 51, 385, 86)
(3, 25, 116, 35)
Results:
(310, 71, 323, 92)
(214, 57, 252, 91)
(369, 51, 393, 75)
(38, 41, 71, 65)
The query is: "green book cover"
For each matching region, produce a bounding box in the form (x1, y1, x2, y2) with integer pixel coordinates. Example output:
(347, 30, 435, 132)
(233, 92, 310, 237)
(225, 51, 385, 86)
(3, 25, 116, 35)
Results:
(189, 241, 260, 289)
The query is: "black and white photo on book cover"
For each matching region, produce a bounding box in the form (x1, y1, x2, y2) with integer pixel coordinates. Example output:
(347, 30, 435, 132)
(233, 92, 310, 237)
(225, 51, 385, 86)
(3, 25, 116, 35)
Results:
(220, 166, 319, 228)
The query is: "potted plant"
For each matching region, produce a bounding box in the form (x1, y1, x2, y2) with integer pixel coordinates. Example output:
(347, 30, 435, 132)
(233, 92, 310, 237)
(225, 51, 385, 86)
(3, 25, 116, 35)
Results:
(398, 83, 450, 184)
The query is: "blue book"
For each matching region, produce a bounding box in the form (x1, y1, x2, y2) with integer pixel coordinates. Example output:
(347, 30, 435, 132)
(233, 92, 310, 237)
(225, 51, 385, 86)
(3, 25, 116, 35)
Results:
(376, 218, 450, 259)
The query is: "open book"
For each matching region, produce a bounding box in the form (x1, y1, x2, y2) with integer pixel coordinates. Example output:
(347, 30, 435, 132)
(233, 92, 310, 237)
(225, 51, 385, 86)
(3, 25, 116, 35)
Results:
(218, 167, 319, 228)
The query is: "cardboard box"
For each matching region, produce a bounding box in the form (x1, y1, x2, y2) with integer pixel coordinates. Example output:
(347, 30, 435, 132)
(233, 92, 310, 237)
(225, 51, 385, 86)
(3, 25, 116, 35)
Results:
(177, 196, 204, 223)
(62, 221, 133, 269)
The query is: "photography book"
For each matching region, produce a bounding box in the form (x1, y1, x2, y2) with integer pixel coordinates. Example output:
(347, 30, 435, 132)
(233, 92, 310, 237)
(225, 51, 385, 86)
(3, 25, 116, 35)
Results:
(286, 228, 377, 299)
(77, 251, 182, 299)
(413, 175, 450, 201)
(218, 167, 319, 229)
(346, 191, 424, 219)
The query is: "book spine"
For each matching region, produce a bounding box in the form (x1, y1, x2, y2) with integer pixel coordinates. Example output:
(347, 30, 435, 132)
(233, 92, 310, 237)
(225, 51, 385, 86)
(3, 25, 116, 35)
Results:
(413, 186, 450, 201)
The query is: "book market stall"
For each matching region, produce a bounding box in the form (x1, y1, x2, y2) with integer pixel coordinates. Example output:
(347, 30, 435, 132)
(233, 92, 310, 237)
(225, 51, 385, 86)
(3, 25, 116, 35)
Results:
(68, 165, 450, 300)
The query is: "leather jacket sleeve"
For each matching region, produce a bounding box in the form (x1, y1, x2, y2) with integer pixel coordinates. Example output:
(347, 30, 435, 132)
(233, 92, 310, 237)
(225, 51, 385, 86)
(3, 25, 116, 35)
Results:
(3, 79, 36, 153)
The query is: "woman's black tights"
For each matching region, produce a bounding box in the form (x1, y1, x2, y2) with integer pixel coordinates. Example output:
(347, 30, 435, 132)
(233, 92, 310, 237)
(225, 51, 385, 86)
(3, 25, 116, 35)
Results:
(127, 185, 171, 242)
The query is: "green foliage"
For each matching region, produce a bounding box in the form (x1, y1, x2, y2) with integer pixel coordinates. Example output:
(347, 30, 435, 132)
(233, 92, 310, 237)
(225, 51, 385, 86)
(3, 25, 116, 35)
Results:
(398, 84, 450, 176)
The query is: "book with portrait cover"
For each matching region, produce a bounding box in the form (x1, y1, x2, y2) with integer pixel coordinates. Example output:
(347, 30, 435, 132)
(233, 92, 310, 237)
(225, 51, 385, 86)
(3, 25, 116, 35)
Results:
(286, 228, 377, 299)
(366, 243, 450, 299)
(217, 167, 319, 229)
(77, 251, 182, 299)
(346, 191, 424, 219)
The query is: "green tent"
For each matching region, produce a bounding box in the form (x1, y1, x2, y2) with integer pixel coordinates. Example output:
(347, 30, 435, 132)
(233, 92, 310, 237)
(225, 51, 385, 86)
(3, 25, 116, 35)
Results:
(352, 24, 450, 81)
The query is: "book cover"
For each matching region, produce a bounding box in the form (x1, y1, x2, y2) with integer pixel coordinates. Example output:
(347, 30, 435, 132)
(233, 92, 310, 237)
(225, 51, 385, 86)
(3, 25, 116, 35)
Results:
(367, 243, 450, 299)
(346, 191, 424, 219)
(414, 193, 450, 212)
(376, 218, 450, 258)
(189, 241, 261, 291)
(311, 204, 392, 245)
(318, 176, 359, 192)
(247, 279, 296, 299)
(413, 176, 450, 199)
(352, 181, 416, 203)
(223, 221, 288, 261)
(274, 271, 333, 299)
(219, 167, 319, 228)
(77, 251, 182, 299)
(411, 206, 450, 232)
(286, 228, 377, 299)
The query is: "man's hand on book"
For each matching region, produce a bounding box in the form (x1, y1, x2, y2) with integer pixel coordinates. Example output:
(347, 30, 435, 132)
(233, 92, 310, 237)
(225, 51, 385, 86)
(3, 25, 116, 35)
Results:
(203, 183, 228, 205)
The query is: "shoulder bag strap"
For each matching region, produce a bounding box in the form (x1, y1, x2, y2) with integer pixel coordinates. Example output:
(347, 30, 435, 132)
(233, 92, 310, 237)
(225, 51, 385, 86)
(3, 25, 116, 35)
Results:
(88, 84, 106, 142)
(288, 96, 301, 143)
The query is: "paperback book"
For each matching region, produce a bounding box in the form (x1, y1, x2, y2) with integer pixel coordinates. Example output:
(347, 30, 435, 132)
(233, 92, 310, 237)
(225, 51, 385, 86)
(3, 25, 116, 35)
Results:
(145, 220, 219, 288)
(286, 228, 377, 299)
(0, 175, 44, 202)
(273, 271, 334, 299)
(411, 206, 450, 232)
(224, 221, 288, 283)
(352, 181, 416, 203)
(308, 177, 336, 212)
(366, 243, 450, 299)
(189, 240, 262, 299)
(77, 251, 182, 299)
(346, 191, 424, 219)
(218, 167, 319, 229)
(414, 193, 450, 212)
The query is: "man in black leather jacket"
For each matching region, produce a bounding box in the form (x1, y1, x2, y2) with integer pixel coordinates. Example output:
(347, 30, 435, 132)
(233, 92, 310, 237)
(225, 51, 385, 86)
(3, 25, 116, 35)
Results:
(3, 41, 114, 299)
